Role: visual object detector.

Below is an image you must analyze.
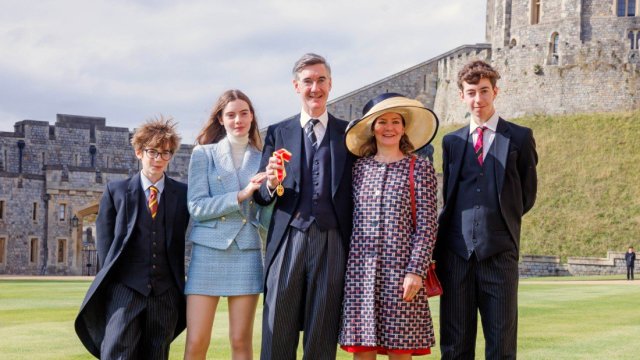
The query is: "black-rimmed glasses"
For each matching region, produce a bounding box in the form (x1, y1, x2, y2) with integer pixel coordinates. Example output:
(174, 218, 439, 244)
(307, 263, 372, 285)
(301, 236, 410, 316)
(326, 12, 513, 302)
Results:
(144, 149, 174, 160)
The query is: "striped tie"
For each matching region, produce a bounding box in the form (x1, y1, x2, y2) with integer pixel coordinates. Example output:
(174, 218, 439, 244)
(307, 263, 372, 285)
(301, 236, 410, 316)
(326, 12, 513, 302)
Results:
(474, 126, 486, 166)
(148, 186, 158, 219)
(304, 119, 320, 149)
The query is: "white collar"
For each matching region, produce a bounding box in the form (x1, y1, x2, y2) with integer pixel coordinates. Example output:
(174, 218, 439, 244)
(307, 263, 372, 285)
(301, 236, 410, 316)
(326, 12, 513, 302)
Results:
(226, 132, 249, 146)
(299, 109, 329, 129)
(469, 112, 500, 134)
(140, 172, 165, 194)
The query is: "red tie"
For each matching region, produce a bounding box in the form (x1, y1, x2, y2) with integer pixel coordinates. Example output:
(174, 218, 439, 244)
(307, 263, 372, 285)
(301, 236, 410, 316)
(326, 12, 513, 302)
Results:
(474, 126, 486, 166)
(148, 186, 158, 219)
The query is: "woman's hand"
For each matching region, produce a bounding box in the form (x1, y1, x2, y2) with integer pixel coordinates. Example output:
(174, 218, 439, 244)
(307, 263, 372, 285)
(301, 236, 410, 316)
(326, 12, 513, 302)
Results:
(237, 172, 267, 202)
(402, 273, 423, 302)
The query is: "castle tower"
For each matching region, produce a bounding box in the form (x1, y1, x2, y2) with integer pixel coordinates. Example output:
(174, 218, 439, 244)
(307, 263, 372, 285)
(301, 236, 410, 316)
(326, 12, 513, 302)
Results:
(486, 0, 513, 48)
(485, 0, 639, 118)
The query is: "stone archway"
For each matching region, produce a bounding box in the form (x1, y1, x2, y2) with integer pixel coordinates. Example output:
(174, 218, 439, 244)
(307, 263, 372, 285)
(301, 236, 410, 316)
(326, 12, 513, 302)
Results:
(74, 202, 99, 275)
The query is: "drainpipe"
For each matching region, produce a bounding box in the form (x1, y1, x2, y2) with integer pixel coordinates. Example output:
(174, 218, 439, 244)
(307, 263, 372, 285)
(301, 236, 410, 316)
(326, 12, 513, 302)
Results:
(40, 163, 49, 275)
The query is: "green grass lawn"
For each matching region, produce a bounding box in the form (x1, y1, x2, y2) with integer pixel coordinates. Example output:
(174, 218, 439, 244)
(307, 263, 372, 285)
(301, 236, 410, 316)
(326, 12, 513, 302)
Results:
(1, 279, 639, 359)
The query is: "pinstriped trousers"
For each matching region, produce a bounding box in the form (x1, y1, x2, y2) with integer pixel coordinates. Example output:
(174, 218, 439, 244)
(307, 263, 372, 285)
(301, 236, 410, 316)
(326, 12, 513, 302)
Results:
(437, 249, 519, 360)
(101, 282, 180, 360)
(261, 223, 347, 360)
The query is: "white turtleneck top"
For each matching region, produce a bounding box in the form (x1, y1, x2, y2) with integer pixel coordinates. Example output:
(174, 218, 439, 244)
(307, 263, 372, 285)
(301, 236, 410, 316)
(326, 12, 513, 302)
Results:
(226, 133, 249, 169)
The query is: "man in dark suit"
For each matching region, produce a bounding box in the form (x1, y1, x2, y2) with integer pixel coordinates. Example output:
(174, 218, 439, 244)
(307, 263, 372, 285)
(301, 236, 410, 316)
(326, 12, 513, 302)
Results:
(75, 118, 190, 359)
(626, 246, 636, 280)
(436, 60, 538, 359)
(254, 53, 354, 359)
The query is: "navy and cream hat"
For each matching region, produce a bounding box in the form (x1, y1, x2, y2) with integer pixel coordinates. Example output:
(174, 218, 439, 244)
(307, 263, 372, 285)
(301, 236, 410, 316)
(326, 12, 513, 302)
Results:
(345, 93, 439, 157)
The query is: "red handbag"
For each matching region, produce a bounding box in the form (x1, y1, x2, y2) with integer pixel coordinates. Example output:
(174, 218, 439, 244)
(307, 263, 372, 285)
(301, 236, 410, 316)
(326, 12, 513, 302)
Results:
(409, 156, 443, 298)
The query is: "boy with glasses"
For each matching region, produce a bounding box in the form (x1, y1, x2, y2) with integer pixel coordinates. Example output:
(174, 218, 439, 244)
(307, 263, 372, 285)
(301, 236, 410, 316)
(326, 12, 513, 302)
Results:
(75, 117, 190, 359)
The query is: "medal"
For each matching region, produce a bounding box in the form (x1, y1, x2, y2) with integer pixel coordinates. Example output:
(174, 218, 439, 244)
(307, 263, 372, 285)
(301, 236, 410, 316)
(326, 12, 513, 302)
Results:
(273, 148, 292, 197)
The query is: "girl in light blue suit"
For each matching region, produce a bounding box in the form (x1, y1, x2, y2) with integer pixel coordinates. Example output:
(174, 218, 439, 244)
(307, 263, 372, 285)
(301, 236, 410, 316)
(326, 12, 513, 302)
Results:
(184, 90, 266, 360)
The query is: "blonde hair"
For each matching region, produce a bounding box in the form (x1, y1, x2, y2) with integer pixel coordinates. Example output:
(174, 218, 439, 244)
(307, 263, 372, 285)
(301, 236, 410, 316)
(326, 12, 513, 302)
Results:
(130, 116, 181, 152)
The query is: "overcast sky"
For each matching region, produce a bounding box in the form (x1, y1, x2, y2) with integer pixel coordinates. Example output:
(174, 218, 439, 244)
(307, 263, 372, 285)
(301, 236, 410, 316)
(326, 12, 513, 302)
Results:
(0, 0, 486, 143)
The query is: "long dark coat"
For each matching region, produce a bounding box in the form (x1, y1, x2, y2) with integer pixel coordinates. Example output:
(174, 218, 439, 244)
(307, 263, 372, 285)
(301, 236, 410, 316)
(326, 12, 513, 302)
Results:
(74, 173, 189, 358)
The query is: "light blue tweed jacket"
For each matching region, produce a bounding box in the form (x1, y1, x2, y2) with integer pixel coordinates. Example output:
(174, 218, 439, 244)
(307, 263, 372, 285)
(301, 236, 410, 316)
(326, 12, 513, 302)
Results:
(187, 138, 263, 250)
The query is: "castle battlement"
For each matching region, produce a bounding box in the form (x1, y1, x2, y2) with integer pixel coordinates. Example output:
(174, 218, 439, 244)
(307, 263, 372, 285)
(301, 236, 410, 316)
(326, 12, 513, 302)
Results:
(0, 115, 192, 276)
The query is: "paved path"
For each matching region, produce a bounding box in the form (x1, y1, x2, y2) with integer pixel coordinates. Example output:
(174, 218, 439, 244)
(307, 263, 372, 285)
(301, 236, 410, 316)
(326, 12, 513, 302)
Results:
(521, 279, 640, 285)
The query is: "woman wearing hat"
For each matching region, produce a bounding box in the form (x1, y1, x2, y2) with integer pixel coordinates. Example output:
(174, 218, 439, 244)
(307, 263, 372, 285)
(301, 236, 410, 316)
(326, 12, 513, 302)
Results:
(339, 93, 439, 358)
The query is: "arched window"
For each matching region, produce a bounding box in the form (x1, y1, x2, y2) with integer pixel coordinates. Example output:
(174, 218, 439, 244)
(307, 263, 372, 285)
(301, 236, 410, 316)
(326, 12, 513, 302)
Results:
(618, 0, 637, 17)
(549, 33, 559, 64)
(510, 38, 517, 48)
(630, 31, 637, 50)
(531, 0, 541, 25)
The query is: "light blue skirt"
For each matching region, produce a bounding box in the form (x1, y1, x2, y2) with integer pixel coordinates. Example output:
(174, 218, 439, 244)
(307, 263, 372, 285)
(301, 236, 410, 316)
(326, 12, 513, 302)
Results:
(185, 241, 263, 296)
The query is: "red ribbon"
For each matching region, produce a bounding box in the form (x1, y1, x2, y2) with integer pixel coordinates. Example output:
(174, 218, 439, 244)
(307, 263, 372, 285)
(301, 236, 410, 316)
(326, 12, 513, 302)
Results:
(273, 148, 292, 181)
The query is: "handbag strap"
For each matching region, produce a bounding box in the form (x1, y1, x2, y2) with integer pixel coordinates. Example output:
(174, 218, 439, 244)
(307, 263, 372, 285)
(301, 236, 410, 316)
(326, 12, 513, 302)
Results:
(409, 155, 416, 232)
(409, 156, 438, 278)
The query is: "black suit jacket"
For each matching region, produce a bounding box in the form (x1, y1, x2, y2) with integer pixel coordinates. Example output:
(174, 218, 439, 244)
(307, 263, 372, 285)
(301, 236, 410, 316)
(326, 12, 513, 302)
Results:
(74, 173, 189, 358)
(626, 252, 636, 267)
(253, 114, 354, 284)
(437, 118, 538, 259)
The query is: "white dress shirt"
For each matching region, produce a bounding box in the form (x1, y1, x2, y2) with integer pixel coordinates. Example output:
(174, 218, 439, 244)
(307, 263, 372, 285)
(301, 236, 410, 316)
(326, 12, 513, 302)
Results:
(299, 109, 329, 145)
(469, 112, 500, 161)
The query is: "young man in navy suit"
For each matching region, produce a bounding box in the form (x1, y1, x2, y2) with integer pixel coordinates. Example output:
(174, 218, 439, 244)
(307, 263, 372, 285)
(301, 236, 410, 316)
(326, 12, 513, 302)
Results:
(75, 118, 190, 359)
(436, 60, 538, 359)
(254, 53, 354, 360)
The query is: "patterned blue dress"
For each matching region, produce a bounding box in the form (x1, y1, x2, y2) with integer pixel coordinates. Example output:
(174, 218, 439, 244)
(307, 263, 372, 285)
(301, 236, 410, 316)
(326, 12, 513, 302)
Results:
(339, 156, 438, 352)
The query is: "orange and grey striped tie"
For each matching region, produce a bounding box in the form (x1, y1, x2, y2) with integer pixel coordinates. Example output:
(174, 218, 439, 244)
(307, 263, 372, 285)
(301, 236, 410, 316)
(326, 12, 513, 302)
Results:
(148, 186, 158, 219)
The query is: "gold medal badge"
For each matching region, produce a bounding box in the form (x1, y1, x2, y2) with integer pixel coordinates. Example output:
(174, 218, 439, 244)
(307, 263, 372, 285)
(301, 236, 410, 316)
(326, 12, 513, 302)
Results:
(273, 148, 292, 197)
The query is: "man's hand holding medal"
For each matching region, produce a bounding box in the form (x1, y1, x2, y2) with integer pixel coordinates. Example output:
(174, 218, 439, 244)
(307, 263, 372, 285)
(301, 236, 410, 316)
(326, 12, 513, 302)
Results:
(266, 148, 292, 197)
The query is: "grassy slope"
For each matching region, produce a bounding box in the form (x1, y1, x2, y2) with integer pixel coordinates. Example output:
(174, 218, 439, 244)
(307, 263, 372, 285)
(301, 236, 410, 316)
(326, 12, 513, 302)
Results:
(430, 111, 640, 259)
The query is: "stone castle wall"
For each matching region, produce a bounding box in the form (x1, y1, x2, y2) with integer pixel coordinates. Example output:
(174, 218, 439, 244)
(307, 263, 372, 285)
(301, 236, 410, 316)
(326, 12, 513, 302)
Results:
(519, 252, 631, 277)
(486, 0, 640, 119)
(329, 0, 639, 127)
(327, 56, 440, 122)
(432, 46, 493, 124)
(0, 114, 192, 275)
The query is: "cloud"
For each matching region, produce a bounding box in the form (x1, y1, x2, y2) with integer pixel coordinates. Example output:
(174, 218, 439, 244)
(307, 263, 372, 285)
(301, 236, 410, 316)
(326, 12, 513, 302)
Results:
(0, 0, 485, 142)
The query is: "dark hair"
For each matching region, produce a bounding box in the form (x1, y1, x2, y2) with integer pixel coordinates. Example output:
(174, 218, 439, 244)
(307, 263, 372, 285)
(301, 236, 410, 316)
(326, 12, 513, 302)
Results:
(195, 89, 262, 149)
(457, 60, 501, 90)
(358, 114, 415, 157)
(131, 116, 181, 152)
(292, 53, 331, 79)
